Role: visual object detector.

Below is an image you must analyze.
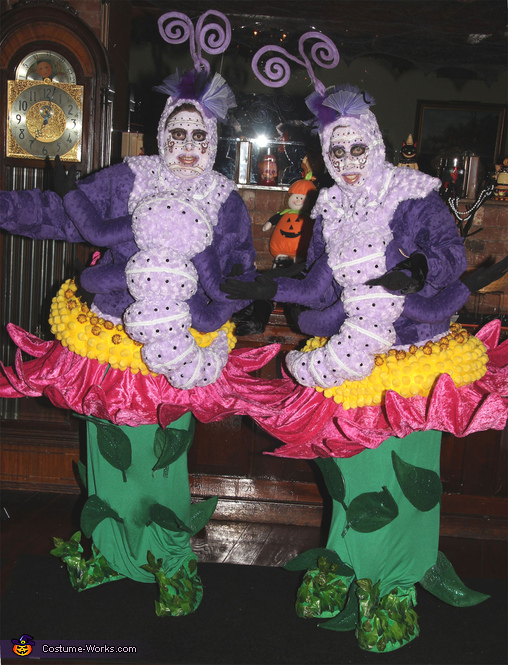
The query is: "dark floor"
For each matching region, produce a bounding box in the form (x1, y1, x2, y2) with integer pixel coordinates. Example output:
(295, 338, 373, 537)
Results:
(1, 489, 506, 601)
(0, 490, 324, 598)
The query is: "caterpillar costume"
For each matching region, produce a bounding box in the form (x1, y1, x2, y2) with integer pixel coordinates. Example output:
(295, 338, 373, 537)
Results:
(0, 11, 278, 616)
(221, 34, 508, 652)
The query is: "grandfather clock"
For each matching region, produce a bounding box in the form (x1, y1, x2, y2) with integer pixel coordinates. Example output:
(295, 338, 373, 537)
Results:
(0, 0, 113, 484)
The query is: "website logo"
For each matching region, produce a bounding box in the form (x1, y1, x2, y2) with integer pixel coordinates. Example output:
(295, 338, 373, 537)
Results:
(11, 634, 34, 657)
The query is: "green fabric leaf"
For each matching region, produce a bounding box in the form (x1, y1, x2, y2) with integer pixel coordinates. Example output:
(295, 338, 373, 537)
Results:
(50, 531, 82, 558)
(77, 460, 87, 488)
(419, 551, 490, 607)
(392, 450, 442, 512)
(147, 503, 191, 533)
(141, 550, 163, 576)
(96, 422, 132, 481)
(80, 495, 123, 538)
(152, 420, 195, 472)
(284, 547, 354, 577)
(189, 496, 219, 536)
(344, 487, 398, 535)
(318, 585, 359, 632)
(315, 458, 346, 505)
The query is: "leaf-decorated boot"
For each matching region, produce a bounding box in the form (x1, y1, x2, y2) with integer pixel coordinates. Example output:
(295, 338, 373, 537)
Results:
(296, 555, 353, 619)
(51, 531, 125, 591)
(142, 551, 203, 617)
(356, 579, 419, 653)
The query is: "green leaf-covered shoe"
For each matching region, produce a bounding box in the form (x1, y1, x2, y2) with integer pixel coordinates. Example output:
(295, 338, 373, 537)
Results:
(295, 555, 353, 619)
(51, 532, 124, 592)
(142, 552, 203, 617)
(356, 579, 419, 653)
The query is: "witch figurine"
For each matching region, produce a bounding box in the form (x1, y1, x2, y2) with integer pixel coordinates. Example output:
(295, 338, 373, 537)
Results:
(0, 10, 276, 616)
(222, 32, 508, 652)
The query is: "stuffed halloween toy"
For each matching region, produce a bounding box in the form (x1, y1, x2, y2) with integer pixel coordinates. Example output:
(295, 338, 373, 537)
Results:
(397, 133, 419, 169)
(0, 10, 276, 616)
(493, 157, 508, 200)
(222, 32, 508, 652)
(257, 150, 279, 186)
(263, 173, 317, 267)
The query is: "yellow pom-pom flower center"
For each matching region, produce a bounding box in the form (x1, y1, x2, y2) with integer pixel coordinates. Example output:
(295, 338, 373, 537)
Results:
(302, 322, 488, 409)
(49, 279, 237, 375)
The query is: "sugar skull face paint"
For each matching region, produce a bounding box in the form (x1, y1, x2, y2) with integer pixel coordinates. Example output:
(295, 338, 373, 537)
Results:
(163, 108, 210, 179)
(328, 125, 370, 187)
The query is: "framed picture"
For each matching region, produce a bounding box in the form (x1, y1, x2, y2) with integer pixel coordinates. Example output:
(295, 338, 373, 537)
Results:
(414, 100, 506, 182)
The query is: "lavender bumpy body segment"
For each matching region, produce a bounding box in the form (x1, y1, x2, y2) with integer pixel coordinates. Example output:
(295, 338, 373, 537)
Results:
(278, 88, 468, 389)
(0, 70, 256, 390)
(124, 174, 233, 388)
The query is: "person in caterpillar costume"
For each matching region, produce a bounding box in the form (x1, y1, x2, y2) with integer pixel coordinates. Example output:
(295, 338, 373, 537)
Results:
(0, 11, 277, 616)
(222, 46, 508, 650)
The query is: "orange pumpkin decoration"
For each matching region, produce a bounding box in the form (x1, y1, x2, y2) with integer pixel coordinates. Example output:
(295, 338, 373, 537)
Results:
(265, 176, 317, 262)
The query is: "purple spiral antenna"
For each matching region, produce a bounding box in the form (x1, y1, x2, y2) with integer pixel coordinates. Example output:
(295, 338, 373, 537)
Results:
(252, 31, 339, 94)
(158, 10, 231, 74)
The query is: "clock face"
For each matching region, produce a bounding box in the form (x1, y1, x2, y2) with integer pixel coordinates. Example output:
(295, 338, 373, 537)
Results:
(15, 50, 77, 84)
(7, 80, 83, 161)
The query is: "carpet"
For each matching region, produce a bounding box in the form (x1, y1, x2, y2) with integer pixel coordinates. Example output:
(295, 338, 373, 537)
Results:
(1, 555, 506, 664)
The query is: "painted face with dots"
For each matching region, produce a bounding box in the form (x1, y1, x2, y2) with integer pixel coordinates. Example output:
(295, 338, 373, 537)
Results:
(163, 106, 210, 179)
(328, 125, 370, 187)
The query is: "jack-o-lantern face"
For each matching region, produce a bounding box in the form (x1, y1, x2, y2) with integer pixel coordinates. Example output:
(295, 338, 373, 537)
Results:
(12, 635, 34, 657)
(269, 211, 313, 259)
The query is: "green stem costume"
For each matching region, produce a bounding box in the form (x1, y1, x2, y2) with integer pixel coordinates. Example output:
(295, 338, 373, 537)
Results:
(327, 431, 441, 596)
(291, 430, 489, 652)
(85, 414, 194, 583)
(52, 413, 211, 616)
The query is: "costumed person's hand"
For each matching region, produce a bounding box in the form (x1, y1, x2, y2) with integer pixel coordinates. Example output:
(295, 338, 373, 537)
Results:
(366, 252, 428, 294)
(220, 273, 278, 301)
(228, 263, 244, 277)
(460, 255, 508, 293)
(264, 261, 306, 279)
(52, 155, 77, 199)
(232, 300, 274, 336)
(283, 302, 305, 332)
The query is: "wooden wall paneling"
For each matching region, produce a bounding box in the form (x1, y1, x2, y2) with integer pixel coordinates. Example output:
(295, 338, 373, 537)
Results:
(190, 416, 254, 477)
(440, 432, 467, 494)
(494, 425, 507, 496)
(461, 429, 506, 496)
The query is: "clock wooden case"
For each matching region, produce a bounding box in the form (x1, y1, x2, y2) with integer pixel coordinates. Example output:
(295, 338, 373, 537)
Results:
(0, 0, 113, 183)
(0, 2, 114, 449)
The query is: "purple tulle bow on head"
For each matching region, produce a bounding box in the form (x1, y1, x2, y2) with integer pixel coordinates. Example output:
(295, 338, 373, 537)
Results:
(154, 69, 236, 122)
(306, 84, 376, 130)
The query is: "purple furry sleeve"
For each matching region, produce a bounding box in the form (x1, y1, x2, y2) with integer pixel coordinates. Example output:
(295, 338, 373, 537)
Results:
(275, 216, 337, 307)
(402, 281, 471, 323)
(387, 192, 467, 296)
(72, 162, 135, 223)
(188, 190, 257, 332)
(0, 188, 84, 242)
(63, 189, 134, 247)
